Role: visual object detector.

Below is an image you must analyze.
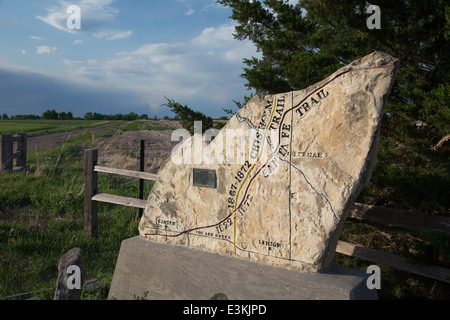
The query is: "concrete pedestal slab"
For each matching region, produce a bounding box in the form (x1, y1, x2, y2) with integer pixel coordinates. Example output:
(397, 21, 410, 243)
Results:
(108, 236, 377, 300)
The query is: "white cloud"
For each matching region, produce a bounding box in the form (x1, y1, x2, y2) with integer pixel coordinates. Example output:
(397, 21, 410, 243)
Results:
(202, 2, 227, 12)
(36, 0, 118, 33)
(21, 50, 26, 54)
(30, 35, 46, 41)
(192, 24, 235, 47)
(36, 10, 73, 33)
(184, 8, 195, 16)
(73, 39, 83, 45)
(36, 46, 58, 55)
(61, 24, 259, 113)
(222, 41, 258, 63)
(92, 29, 133, 40)
(192, 24, 258, 63)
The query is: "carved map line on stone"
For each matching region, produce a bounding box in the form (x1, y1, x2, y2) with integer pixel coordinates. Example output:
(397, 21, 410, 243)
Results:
(234, 64, 395, 221)
(145, 64, 394, 239)
(140, 51, 399, 272)
(228, 64, 395, 255)
(235, 112, 339, 222)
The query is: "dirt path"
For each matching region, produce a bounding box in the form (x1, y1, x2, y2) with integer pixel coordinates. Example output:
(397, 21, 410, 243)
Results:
(27, 122, 122, 152)
(94, 121, 182, 174)
(25, 120, 183, 174)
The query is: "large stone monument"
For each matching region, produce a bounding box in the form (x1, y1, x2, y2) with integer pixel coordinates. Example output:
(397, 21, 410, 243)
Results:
(109, 51, 398, 300)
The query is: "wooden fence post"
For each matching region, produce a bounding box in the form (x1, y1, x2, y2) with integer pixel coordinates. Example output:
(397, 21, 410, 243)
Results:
(16, 132, 27, 168)
(1, 133, 13, 172)
(139, 140, 145, 218)
(84, 149, 98, 238)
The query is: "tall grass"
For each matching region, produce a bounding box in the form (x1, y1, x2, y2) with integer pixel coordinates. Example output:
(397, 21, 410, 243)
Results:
(120, 120, 176, 132)
(0, 130, 151, 299)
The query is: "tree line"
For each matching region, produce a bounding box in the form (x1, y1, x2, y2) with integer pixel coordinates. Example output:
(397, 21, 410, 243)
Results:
(0, 109, 179, 121)
(1, 106, 230, 123)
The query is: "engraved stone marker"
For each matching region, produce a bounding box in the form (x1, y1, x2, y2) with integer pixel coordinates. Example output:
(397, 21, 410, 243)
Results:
(139, 51, 398, 272)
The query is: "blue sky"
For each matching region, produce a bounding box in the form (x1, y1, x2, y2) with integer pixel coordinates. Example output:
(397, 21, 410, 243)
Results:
(0, 0, 262, 118)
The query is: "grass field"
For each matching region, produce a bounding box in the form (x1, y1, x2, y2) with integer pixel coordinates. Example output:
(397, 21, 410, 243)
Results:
(0, 129, 151, 299)
(0, 119, 113, 136)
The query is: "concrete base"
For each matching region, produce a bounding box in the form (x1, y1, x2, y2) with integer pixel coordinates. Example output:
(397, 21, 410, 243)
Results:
(108, 236, 377, 300)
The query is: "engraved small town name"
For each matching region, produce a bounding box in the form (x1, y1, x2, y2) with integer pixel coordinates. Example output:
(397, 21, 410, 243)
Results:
(292, 151, 324, 159)
(258, 239, 282, 248)
(157, 219, 176, 226)
(195, 230, 231, 240)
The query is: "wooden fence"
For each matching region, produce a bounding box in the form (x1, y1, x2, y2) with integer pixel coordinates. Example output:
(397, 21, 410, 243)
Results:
(1, 132, 29, 172)
(84, 148, 156, 238)
(337, 203, 450, 284)
(83, 148, 450, 283)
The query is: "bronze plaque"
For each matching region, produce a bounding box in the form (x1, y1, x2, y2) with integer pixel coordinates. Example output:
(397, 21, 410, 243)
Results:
(193, 169, 216, 188)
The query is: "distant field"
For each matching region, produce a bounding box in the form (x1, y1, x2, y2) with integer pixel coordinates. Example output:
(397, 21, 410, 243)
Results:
(0, 119, 113, 136)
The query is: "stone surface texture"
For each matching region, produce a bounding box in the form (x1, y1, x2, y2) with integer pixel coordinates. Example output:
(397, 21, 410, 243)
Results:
(54, 247, 86, 300)
(139, 51, 398, 272)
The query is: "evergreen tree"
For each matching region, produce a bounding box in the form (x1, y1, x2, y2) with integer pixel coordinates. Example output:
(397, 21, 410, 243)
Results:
(219, 0, 449, 139)
(163, 97, 214, 135)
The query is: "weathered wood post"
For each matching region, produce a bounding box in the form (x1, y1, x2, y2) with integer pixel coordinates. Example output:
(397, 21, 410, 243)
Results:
(1, 133, 13, 172)
(15, 132, 27, 168)
(84, 149, 98, 238)
(139, 140, 145, 218)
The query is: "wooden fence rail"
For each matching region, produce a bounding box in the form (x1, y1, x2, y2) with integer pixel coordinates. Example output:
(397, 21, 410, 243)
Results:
(1, 132, 29, 172)
(336, 240, 450, 284)
(83, 148, 450, 283)
(347, 202, 450, 235)
(84, 149, 155, 238)
(337, 203, 450, 283)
